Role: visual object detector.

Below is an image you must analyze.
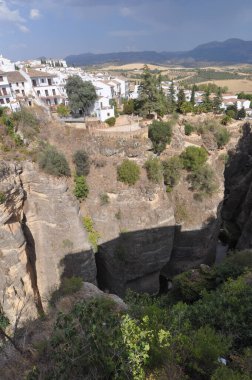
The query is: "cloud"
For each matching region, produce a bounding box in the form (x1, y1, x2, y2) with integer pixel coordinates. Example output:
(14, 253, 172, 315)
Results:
(0, 0, 30, 33)
(120, 7, 131, 16)
(30, 8, 40, 19)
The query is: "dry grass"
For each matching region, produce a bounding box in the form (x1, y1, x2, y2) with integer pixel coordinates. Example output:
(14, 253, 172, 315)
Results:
(198, 79, 252, 94)
(100, 63, 168, 71)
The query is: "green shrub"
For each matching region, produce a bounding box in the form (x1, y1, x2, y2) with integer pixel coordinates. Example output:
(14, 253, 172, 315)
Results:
(226, 109, 236, 119)
(38, 145, 70, 177)
(144, 157, 163, 183)
(180, 146, 208, 171)
(74, 175, 89, 200)
(162, 156, 183, 191)
(123, 99, 135, 114)
(100, 192, 109, 205)
(13, 108, 40, 140)
(211, 366, 251, 380)
(83, 216, 100, 253)
(61, 276, 83, 295)
(0, 191, 6, 204)
(148, 120, 173, 154)
(73, 150, 90, 176)
(57, 104, 70, 117)
(184, 123, 194, 136)
(105, 116, 116, 126)
(214, 127, 230, 148)
(187, 164, 217, 196)
(117, 159, 140, 186)
(221, 115, 231, 125)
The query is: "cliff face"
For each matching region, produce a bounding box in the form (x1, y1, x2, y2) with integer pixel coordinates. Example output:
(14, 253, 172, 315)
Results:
(222, 123, 252, 249)
(0, 161, 97, 323)
(0, 162, 37, 324)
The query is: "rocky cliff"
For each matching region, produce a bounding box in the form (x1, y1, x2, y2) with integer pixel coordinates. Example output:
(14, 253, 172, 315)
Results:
(222, 123, 252, 249)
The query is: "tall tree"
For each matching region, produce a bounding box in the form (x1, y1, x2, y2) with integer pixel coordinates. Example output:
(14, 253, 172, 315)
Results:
(66, 76, 97, 116)
(212, 87, 223, 113)
(190, 85, 196, 105)
(137, 65, 167, 117)
(203, 87, 212, 112)
(177, 89, 186, 113)
(167, 81, 176, 113)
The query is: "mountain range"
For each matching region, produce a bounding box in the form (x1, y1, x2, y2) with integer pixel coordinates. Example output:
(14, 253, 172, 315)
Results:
(65, 38, 252, 67)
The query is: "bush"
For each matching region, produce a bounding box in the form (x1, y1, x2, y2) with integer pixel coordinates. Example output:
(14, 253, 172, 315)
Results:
(117, 159, 140, 186)
(184, 123, 194, 136)
(0, 191, 6, 204)
(148, 120, 173, 154)
(162, 156, 183, 191)
(180, 146, 208, 171)
(214, 127, 230, 148)
(38, 145, 71, 177)
(83, 216, 100, 253)
(57, 104, 70, 117)
(144, 157, 163, 183)
(221, 115, 231, 125)
(105, 116, 116, 126)
(187, 164, 217, 196)
(61, 276, 83, 295)
(73, 150, 90, 176)
(123, 99, 135, 114)
(211, 366, 251, 380)
(13, 108, 40, 140)
(74, 175, 89, 200)
(100, 192, 109, 205)
(226, 109, 236, 119)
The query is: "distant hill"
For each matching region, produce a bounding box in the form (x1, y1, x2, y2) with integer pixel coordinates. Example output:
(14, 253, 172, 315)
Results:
(65, 38, 252, 67)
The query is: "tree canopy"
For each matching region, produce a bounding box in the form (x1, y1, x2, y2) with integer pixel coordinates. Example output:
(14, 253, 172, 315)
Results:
(66, 76, 97, 116)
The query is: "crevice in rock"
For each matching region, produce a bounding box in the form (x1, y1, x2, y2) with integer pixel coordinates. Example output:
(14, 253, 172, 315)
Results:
(21, 213, 44, 316)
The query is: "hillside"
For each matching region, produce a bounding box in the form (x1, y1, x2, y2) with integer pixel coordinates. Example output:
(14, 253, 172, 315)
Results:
(65, 38, 252, 66)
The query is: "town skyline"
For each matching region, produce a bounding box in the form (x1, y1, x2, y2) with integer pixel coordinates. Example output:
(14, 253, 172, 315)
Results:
(1, 0, 252, 60)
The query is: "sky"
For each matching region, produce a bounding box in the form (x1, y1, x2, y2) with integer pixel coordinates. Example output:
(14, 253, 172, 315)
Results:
(0, 0, 252, 60)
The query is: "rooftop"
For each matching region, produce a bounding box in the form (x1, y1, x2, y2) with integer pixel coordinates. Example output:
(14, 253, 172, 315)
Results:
(6, 71, 26, 83)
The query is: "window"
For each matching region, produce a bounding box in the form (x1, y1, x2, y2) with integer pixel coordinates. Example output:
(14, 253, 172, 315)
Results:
(107, 113, 110, 117)
(0, 99, 4, 104)
(22, 82, 24, 86)
(2, 88, 7, 95)
(6, 98, 10, 103)
(54, 98, 58, 105)
(22, 90, 25, 96)
(16, 83, 18, 86)
(0, 76, 3, 82)
(45, 90, 49, 96)
(32, 79, 36, 86)
(37, 90, 41, 96)
(41, 79, 45, 83)
(48, 79, 52, 86)
(15, 90, 20, 94)
(52, 89, 56, 95)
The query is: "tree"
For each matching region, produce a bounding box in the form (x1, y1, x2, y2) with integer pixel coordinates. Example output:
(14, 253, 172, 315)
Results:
(57, 104, 70, 118)
(212, 87, 223, 113)
(177, 89, 186, 113)
(148, 120, 173, 154)
(144, 157, 163, 183)
(38, 145, 71, 177)
(187, 164, 217, 196)
(237, 107, 246, 120)
(190, 85, 196, 105)
(203, 88, 212, 112)
(123, 99, 135, 114)
(138, 65, 167, 117)
(65, 76, 97, 116)
(74, 175, 89, 200)
(162, 156, 183, 191)
(167, 81, 176, 113)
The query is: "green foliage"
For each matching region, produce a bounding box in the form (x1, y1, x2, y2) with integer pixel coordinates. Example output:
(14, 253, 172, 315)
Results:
(13, 108, 40, 140)
(57, 104, 70, 117)
(117, 159, 140, 186)
(74, 175, 89, 200)
(180, 146, 208, 171)
(123, 99, 135, 114)
(214, 127, 231, 148)
(73, 150, 90, 176)
(0, 191, 6, 204)
(162, 156, 182, 191)
(100, 192, 109, 205)
(61, 276, 83, 296)
(38, 145, 70, 177)
(237, 92, 252, 101)
(137, 65, 168, 117)
(105, 116, 116, 126)
(184, 123, 195, 135)
(221, 114, 231, 125)
(180, 101, 195, 114)
(237, 107, 246, 120)
(83, 216, 100, 253)
(144, 157, 163, 183)
(148, 120, 173, 154)
(65, 76, 97, 115)
(211, 366, 251, 380)
(187, 164, 217, 197)
(226, 109, 237, 119)
(186, 326, 231, 378)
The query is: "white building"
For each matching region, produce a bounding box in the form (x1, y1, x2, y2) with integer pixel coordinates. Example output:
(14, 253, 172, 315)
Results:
(93, 96, 115, 122)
